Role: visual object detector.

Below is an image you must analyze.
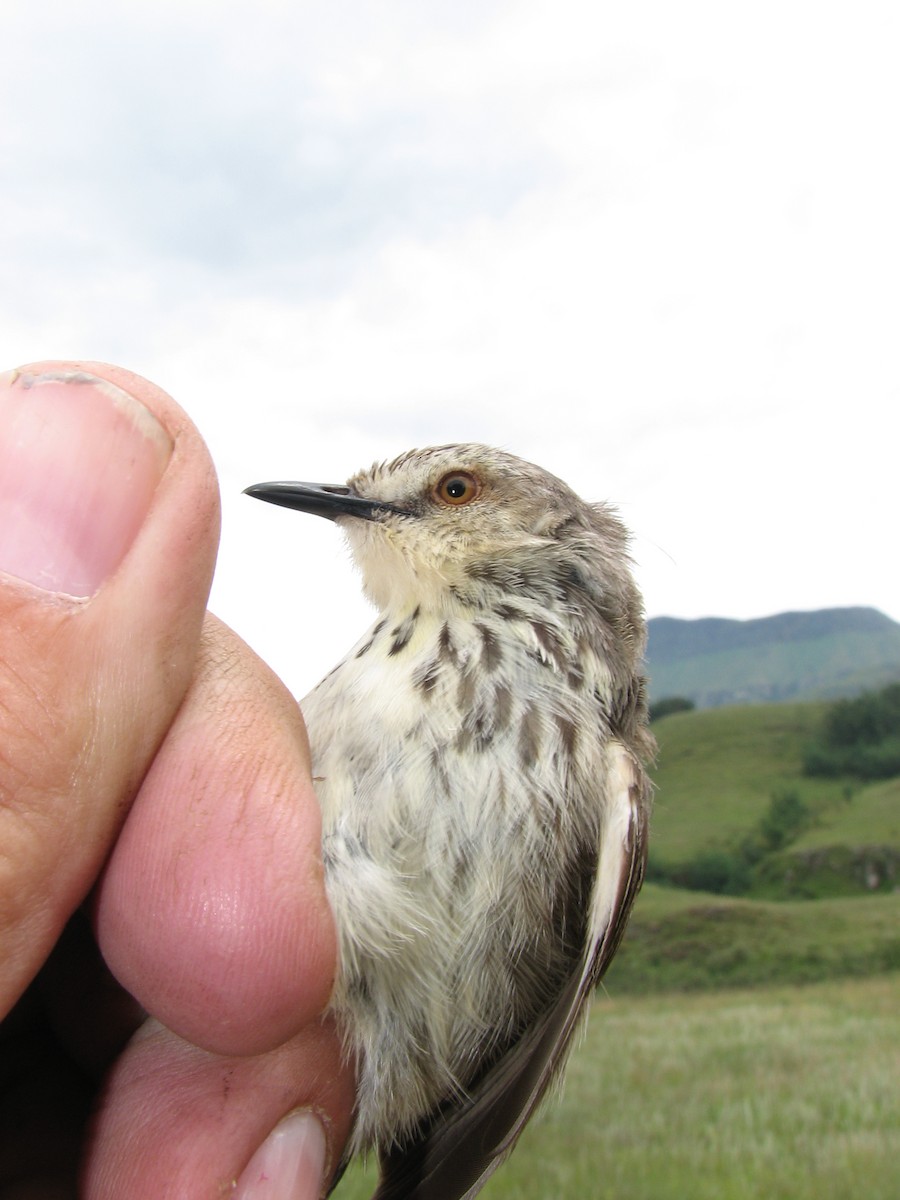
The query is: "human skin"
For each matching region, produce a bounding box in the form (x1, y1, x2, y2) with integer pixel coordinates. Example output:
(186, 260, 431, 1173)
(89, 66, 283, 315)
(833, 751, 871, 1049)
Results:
(0, 362, 355, 1198)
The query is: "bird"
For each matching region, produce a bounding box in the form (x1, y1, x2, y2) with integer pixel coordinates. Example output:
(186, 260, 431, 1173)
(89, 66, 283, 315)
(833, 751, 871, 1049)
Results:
(245, 444, 654, 1200)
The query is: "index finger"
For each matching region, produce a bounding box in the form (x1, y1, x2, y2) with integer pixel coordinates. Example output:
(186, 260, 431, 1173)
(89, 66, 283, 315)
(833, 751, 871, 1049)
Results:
(96, 614, 338, 1057)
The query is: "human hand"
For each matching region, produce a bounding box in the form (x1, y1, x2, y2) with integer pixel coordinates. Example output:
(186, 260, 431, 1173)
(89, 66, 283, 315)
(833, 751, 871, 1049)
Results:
(0, 364, 355, 1198)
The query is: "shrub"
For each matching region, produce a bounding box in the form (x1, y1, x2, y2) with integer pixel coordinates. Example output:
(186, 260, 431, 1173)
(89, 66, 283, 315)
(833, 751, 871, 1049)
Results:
(649, 696, 696, 722)
(805, 684, 900, 780)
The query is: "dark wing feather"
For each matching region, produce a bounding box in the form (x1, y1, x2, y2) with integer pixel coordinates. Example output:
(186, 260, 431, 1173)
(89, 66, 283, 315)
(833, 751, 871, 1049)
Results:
(371, 743, 649, 1200)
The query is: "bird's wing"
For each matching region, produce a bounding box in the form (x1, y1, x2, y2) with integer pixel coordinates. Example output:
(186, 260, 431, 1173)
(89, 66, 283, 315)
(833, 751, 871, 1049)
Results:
(370, 741, 649, 1200)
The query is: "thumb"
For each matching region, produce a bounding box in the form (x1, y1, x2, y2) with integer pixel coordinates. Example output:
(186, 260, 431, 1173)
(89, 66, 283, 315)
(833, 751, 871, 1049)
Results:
(0, 362, 219, 1015)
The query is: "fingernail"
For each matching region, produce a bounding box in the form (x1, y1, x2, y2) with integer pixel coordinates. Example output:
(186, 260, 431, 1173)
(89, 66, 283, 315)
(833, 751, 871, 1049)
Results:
(0, 368, 172, 598)
(235, 1111, 328, 1200)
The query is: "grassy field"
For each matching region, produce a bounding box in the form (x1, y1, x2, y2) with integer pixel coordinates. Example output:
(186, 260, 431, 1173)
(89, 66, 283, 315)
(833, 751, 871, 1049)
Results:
(649, 702, 899, 898)
(332, 974, 900, 1200)
(648, 702, 849, 866)
(606, 883, 900, 992)
(793, 775, 900, 850)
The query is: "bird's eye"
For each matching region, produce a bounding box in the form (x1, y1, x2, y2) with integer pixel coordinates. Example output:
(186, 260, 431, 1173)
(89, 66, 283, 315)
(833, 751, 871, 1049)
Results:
(433, 470, 481, 506)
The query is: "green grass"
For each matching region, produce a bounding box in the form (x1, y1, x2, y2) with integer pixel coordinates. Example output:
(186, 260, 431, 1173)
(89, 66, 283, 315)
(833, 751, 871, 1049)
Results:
(332, 975, 900, 1200)
(751, 775, 900, 897)
(649, 703, 852, 866)
(648, 702, 900, 899)
(649, 703, 899, 878)
(606, 884, 900, 992)
(794, 775, 900, 850)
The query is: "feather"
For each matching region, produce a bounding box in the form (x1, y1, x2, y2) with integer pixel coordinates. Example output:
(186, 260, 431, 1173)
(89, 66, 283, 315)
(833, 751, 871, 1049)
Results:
(372, 743, 648, 1200)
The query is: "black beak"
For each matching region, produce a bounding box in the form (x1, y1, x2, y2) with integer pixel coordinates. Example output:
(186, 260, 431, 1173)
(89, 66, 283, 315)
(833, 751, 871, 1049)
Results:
(243, 480, 410, 522)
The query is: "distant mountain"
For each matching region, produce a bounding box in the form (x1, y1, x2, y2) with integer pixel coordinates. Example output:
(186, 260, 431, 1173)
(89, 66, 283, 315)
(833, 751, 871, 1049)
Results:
(646, 607, 900, 708)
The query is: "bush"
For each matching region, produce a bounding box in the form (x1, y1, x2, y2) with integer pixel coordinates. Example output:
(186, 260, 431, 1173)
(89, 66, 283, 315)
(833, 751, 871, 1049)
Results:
(648, 850, 751, 895)
(649, 696, 696, 722)
(823, 684, 900, 747)
(805, 684, 900, 780)
(758, 789, 811, 851)
(649, 789, 812, 896)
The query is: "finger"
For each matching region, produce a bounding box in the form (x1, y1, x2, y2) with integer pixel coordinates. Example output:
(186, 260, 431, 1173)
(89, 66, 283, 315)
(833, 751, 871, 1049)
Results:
(82, 1016, 356, 1200)
(0, 363, 219, 1017)
(96, 615, 338, 1058)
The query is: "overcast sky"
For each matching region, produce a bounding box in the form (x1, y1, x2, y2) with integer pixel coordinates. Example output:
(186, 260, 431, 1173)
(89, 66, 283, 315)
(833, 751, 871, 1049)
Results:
(3, 0, 898, 695)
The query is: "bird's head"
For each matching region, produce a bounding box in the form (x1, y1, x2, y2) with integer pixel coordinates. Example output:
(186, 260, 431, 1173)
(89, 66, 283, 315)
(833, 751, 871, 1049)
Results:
(246, 444, 637, 620)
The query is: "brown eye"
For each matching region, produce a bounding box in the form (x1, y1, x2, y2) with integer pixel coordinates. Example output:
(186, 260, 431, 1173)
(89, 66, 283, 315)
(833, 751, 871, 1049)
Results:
(433, 470, 481, 506)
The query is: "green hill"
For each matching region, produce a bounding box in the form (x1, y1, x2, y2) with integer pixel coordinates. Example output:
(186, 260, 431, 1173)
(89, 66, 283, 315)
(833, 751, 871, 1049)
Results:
(647, 701, 845, 866)
(607, 885, 900, 993)
(646, 606, 900, 708)
(609, 698, 900, 991)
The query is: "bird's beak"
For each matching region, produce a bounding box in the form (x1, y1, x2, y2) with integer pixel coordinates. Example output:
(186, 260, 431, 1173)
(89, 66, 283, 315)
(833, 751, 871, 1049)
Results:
(243, 480, 410, 522)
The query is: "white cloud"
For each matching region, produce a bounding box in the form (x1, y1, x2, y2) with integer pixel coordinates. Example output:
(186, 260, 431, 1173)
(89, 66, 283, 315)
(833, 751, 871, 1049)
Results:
(2, 0, 898, 695)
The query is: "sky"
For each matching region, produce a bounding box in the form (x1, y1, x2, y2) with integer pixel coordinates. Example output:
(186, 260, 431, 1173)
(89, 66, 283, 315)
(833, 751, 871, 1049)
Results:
(2, 0, 898, 696)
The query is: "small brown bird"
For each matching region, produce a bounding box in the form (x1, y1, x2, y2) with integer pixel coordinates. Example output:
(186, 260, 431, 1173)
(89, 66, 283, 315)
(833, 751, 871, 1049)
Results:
(246, 444, 653, 1199)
